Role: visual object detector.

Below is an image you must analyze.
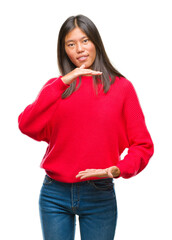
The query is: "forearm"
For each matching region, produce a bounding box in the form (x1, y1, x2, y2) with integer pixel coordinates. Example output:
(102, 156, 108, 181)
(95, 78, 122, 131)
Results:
(18, 77, 69, 141)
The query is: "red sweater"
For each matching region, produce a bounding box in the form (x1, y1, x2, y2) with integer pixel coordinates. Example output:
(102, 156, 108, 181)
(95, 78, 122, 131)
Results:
(18, 76, 154, 183)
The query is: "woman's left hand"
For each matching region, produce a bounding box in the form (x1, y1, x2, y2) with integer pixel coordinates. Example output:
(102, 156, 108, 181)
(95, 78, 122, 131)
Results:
(75, 166, 120, 180)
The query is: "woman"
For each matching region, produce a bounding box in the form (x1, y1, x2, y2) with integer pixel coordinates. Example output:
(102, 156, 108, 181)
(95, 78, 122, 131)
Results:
(18, 15, 154, 240)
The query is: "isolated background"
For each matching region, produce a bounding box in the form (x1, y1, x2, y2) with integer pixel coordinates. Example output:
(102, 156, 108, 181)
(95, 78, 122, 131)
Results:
(1, 0, 171, 239)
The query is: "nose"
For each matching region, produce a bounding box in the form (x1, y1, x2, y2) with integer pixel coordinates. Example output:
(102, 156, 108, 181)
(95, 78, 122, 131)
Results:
(76, 42, 84, 53)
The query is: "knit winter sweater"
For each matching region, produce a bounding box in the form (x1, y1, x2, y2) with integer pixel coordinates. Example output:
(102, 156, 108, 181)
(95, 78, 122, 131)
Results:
(18, 76, 154, 183)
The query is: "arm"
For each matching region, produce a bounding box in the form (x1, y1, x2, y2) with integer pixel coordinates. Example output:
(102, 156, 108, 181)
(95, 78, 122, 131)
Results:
(116, 80, 154, 178)
(18, 77, 70, 142)
(18, 66, 102, 142)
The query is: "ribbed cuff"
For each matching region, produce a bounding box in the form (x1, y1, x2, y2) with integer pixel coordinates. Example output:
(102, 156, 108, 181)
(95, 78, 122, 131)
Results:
(115, 161, 126, 179)
(55, 76, 70, 91)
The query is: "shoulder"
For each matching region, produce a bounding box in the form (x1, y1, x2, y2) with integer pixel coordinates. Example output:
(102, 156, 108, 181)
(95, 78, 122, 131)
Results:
(115, 76, 133, 87)
(114, 76, 135, 93)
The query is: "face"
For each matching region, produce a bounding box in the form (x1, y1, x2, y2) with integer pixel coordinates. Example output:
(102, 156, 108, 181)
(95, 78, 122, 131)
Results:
(64, 27, 96, 69)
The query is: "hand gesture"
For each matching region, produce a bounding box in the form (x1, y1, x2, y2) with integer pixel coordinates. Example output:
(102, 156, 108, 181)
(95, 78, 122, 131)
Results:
(75, 166, 120, 180)
(61, 64, 102, 85)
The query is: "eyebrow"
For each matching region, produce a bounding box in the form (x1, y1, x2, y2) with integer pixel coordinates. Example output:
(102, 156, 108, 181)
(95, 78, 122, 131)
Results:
(65, 36, 88, 43)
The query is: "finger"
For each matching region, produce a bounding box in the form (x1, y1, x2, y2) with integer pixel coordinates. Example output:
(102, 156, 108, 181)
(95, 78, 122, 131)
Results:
(78, 169, 94, 173)
(90, 71, 102, 75)
(77, 170, 87, 174)
(80, 68, 102, 76)
(76, 174, 89, 179)
(80, 176, 87, 179)
(76, 174, 85, 179)
(80, 175, 92, 179)
(80, 64, 85, 69)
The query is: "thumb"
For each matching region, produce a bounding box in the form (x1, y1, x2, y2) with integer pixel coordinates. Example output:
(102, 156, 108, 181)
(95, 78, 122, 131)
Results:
(80, 64, 85, 69)
(107, 169, 114, 178)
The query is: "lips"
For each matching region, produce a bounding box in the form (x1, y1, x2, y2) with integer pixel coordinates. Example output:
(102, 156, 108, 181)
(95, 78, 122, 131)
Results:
(77, 55, 88, 61)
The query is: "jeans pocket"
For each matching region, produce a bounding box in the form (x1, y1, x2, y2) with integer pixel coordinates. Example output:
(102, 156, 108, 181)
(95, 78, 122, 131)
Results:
(43, 175, 54, 185)
(89, 178, 114, 191)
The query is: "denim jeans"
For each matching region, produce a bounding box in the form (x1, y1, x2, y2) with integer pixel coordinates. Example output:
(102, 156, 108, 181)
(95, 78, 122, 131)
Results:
(39, 175, 118, 240)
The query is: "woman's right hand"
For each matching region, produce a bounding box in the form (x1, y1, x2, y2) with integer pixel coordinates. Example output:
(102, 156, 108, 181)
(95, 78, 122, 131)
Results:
(61, 64, 102, 85)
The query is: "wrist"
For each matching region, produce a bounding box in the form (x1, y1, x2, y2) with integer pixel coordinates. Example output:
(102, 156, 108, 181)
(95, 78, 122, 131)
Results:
(61, 76, 70, 85)
(61, 70, 78, 85)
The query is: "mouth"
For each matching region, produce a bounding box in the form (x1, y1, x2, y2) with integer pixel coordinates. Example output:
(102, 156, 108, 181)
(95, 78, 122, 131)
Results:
(77, 55, 89, 62)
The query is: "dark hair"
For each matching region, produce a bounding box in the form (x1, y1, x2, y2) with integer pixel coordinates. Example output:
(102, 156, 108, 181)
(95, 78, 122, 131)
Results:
(57, 14, 125, 98)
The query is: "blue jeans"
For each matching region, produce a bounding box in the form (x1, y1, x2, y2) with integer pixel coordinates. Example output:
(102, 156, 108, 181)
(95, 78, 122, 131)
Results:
(39, 175, 118, 240)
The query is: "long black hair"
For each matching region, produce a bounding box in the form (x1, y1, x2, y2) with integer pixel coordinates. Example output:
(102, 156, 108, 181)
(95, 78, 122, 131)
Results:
(57, 15, 125, 98)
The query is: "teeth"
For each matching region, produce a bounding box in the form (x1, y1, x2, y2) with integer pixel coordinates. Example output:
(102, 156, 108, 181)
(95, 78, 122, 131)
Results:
(78, 56, 88, 61)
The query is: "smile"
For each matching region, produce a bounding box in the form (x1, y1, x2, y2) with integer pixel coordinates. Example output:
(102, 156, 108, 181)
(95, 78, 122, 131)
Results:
(77, 56, 88, 61)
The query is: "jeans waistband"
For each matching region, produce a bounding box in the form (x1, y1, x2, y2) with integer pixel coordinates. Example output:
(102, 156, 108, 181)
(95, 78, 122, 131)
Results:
(45, 174, 113, 186)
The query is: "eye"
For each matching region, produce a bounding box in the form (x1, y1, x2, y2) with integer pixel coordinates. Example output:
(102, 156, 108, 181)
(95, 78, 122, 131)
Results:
(83, 39, 89, 44)
(67, 43, 75, 47)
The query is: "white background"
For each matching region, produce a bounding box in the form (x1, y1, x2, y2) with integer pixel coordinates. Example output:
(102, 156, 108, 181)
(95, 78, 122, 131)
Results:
(1, 0, 172, 239)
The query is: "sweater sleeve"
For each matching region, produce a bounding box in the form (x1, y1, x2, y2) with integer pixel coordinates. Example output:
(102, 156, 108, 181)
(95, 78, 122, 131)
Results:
(116, 80, 154, 178)
(18, 76, 70, 142)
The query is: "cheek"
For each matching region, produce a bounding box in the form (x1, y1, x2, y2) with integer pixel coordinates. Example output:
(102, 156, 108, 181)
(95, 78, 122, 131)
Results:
(65, 50, 77, 65)
(89, 45, 96, 61)
(68, 54, 75, 62)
